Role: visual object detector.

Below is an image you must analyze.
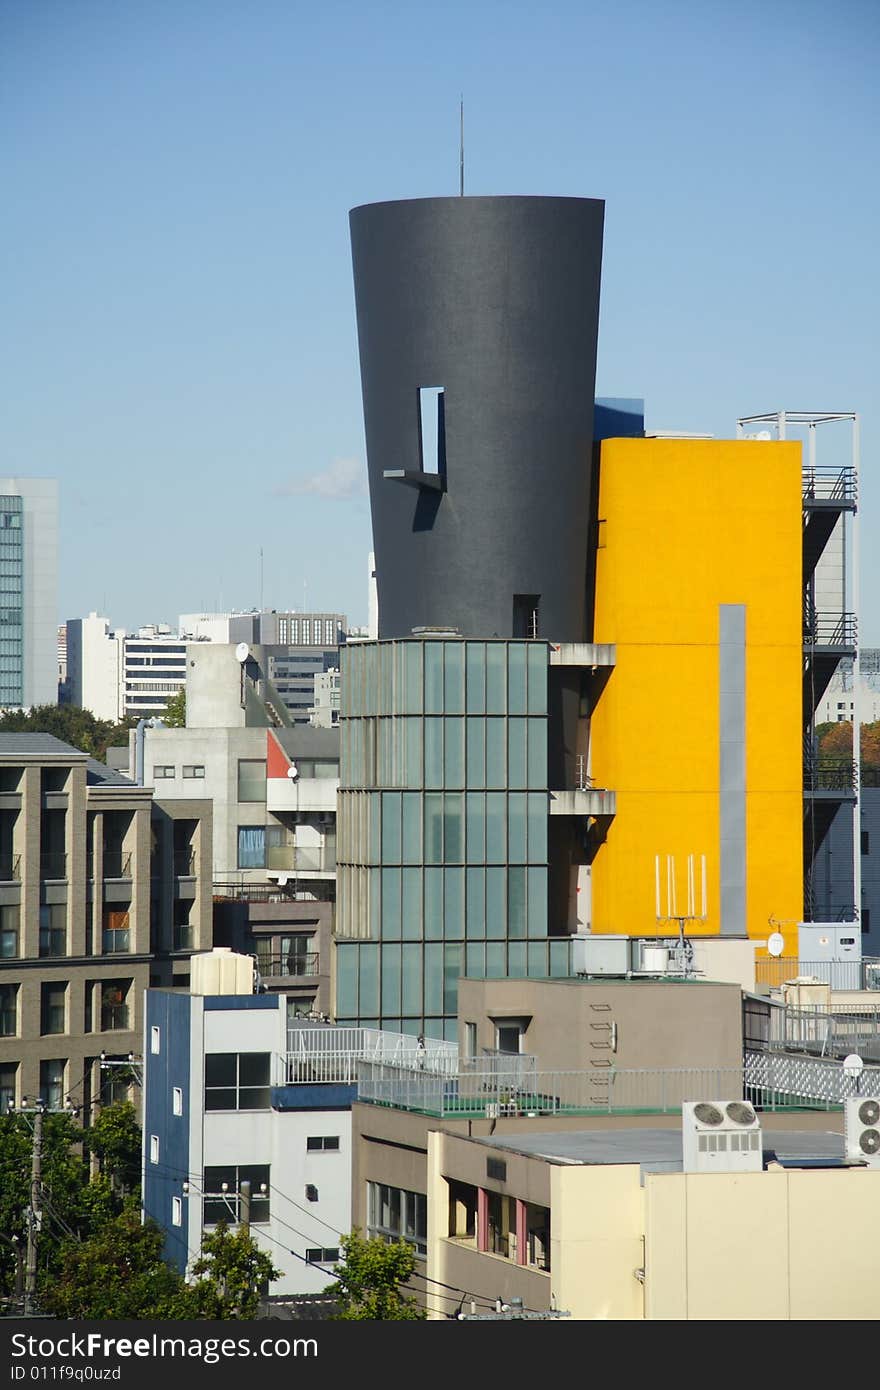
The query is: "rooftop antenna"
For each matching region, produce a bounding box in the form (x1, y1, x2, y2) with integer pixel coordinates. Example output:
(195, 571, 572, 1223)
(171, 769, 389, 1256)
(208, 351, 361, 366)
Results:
(654, 853, 707, 975)
(459, 96, 464, 196)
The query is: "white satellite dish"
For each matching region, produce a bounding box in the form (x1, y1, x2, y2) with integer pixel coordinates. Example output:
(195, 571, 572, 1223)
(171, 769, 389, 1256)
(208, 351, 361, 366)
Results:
(287, 762, 299, 781)
(235, 642, 250, 663)
(843, 1054, 865, 1079)
(767, 932, 785, 958)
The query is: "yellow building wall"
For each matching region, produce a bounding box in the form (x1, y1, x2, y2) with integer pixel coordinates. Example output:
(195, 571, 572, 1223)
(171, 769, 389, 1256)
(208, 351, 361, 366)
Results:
(551, 1164, 644, 1320)
(590, 438, 803, 953)
(644, 1168, 880, 1320)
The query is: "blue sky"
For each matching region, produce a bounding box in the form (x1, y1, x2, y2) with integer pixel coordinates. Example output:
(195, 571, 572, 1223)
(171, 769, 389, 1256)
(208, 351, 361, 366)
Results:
(2, 0, 878, 637)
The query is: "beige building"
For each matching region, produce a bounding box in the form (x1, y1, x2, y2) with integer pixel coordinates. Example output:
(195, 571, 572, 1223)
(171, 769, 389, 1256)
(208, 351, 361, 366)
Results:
(0, 734, 212, 1119)
(426, 1124, 880, 1320)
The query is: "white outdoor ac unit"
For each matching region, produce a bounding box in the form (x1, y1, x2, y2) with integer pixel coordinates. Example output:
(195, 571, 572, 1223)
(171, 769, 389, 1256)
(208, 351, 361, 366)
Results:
(845, 1097, 880, 1168)
(682, 1100, 762, 1173)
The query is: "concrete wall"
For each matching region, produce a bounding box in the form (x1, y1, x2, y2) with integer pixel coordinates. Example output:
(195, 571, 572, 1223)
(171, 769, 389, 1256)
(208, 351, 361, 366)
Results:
(456, 977, 745, 1072)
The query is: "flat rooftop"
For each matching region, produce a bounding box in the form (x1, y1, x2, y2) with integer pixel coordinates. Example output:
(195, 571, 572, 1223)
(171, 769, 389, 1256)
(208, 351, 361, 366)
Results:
(477, 1126, 848, 1175)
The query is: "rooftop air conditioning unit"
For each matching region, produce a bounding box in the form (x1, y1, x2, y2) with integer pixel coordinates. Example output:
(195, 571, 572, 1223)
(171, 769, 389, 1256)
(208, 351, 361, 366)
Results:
(682, 1100, 762, 1173)
(845, 1097, 880, 1168)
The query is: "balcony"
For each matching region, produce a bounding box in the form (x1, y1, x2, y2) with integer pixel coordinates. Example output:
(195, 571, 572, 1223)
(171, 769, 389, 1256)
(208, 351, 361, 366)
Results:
(803, 611, 857, 650)
(0, 853, 20, 882)
(101, 850, 132, 880)
(802, 466, 857, 508)
(40, 851, 67, 881)
(803, 756, 857, 796)
(257, 952, 320, 981)
(266, 775, 338, 816)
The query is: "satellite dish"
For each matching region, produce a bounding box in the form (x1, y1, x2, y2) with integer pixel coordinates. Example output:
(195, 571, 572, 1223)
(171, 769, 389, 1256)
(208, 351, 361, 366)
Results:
(235, 642, 250, 663)
(843, 1054, 865, 1079)
(287, 762, 299, 781)
(767, 932, 785, 958)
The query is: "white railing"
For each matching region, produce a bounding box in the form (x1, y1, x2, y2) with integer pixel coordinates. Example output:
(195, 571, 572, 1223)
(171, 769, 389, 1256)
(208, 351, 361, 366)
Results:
(744, 1048, 880, 1105)
(279, 1026, 458, 1085)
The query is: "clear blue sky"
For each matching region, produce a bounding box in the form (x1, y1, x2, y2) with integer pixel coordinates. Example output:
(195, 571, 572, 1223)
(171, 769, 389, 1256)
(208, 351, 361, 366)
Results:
(2, 0, 878, 637)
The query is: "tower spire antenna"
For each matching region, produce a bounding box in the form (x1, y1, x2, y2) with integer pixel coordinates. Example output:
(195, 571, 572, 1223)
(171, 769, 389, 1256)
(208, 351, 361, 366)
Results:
(459, 95, 464, 196)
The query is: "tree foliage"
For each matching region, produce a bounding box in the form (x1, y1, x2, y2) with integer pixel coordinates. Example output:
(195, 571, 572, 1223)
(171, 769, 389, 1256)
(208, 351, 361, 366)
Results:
(161, 687, 186, 728)
(817, 719, 880, 769)
(87, 1100, 142, 1193)
(171, 1223, 281, 1320)
(325, 1230, 426, 1320)
(0, 704, 136, 762)
(42, 1208, 185, 1320)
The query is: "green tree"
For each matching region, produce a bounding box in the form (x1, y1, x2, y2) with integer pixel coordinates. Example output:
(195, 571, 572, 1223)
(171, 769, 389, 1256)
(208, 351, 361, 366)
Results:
(0, 705, 135, 762)
(325, 1230, 426, 1320)
(87, 1101, 142, 1194)
(42, 1207, 186, 1320)
(161, 687, 186, 728)
(170, 1222, 281, 1319)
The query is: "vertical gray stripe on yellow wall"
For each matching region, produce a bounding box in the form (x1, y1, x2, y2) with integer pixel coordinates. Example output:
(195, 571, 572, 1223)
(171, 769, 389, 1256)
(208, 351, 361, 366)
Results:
(719, 604, 746, 936)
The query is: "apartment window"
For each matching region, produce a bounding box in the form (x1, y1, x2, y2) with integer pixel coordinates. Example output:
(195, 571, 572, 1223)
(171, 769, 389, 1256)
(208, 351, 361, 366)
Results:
(0, 1062, 16, 1111)
(151, 1025, 161, 1054)
(237, 826, 266, 869)
(172, 1196, 182, 1227)
(447, 1179, 477, 1243)
(204, 1053, 271, 1111)
(306, 1135, 340, 1152)
(100, 980, 130, 1031)
(172, 1087, 183, 1116)
(465, 1023, 477, 1058)
(368, 1182, 427, 1257)
(153, 766, 175, 779)
(0, 983, 18, 1037)
(525, 1202, 551, 1271)
(150, 1134, 159, 1164)
(102, 909, 130, 954)
(237, 760, 267, 803)
(486, 1191, 515, 1259)
(306, 1248, 339, 1265)
(40, 982, 66, 1035)
(39, 904, 67, 957)
(203, 1165, 270, 1225)
(0, 904, 19, 958)
(494, 1019, 527, 1054)
(182, 765, 205, 779)
(40, 1059, 65, 1110)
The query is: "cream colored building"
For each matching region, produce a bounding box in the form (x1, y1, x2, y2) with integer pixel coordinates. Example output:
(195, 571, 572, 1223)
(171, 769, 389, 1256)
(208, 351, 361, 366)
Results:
(426, 1125, 880, 1320)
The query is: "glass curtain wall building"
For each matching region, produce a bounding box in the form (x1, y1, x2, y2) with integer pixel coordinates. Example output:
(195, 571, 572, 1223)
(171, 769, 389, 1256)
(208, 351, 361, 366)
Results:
(336, 638, 573, 1038)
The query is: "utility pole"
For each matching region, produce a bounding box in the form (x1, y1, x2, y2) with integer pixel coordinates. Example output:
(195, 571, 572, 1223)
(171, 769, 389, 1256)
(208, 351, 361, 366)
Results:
(24, 1106, 44, 1317)
(239, 1180, 251, 1237)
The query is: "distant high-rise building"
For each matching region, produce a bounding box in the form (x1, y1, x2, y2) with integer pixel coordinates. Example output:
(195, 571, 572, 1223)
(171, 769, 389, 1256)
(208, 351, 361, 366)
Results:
(0, 477, 58, 710)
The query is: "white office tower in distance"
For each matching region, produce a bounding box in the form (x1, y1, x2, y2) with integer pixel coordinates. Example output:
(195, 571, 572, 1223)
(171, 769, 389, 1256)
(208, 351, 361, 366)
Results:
(0, 478, 58, 710)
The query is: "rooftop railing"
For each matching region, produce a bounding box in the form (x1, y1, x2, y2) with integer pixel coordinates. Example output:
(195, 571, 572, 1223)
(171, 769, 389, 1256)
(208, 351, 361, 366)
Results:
(279, 1026, 458, 1086)
(755, 958, 880, 992)
(802, 466, 857, 505)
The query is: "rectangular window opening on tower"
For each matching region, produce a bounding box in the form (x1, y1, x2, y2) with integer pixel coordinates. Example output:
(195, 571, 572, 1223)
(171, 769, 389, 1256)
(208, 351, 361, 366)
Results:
(418, 387, 446, 477)
(513, 595, 540, 639)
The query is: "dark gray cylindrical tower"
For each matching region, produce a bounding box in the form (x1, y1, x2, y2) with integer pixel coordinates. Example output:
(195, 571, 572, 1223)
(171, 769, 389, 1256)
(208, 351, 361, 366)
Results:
(350, 196, 604, 641)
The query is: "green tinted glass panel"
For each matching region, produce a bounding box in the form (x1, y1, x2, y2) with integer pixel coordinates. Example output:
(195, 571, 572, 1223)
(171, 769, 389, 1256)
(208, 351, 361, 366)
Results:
(550, 939, 571, 976)
(444, 643, 464, 714)
(381, 945, 401, 1014)
(508, 644, 527, 715)
(401, 793, 422, 864)
(528, 867, 548, 937)
(402, 868, 422, 940)
(369, 868, 381, 939)
(527, 942, 548, 976)
(424, 719, 443, 788)
(425, 644, 444, 714)
(443, 943, 463, 1012)
(527, 644, 548, 714)
(404, 643, 423, 714)
(402, 945, 423, 1014)
(508, 719, 527, 788)
(508, 867, 526, 938)
(466, 868, 485, 938)
(508, 793, 527, 863)
(465, 942, 486, 977)
(486, 793, 506, 862)
(466, 643, 486, 714)
(444, 868, 464, 939)
(359, 945, 379, 1017)
(444, 793, 464, 863)
(444, 718, 465, 788)
(381, 868, 401, 939)
(486, 942, 506, 978)
(424, 945, 443, 1012)
(404, 718, 422, 786)
(527, 794, 548, 862)
(486, 867, 506, 939)
(424, 794, 443, 863)
(466, 792, 485, 863)
(527, 720, 547, 788)
(466, 718, 485, 788)
(381, 793, 401, 862)
(424, 868, 443, 939)
(486, 719, 506, 786)
(508, 941, 526, 977)
(486, 645, 506, 713)
(336, 949, 358, 1015)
